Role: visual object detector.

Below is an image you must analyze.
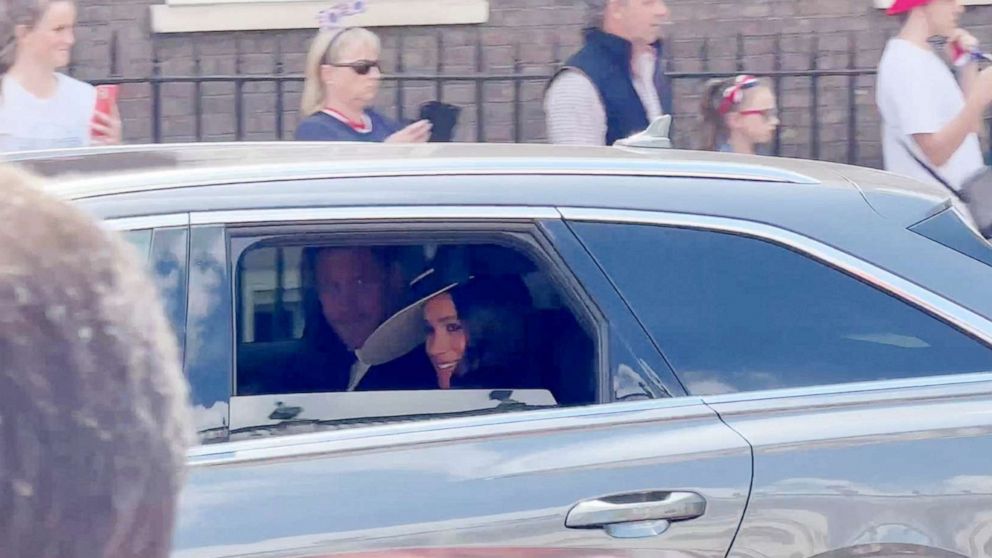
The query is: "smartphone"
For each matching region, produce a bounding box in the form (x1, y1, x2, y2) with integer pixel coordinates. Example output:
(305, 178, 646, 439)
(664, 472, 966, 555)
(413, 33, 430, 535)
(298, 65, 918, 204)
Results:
(91, 84, 119, 139)
(418, 101, 461, 142)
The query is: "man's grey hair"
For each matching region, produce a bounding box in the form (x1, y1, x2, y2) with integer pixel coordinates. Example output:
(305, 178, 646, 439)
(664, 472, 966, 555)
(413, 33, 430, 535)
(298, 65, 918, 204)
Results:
(586, 0, 624, 27)
(0, 165, 193, 558)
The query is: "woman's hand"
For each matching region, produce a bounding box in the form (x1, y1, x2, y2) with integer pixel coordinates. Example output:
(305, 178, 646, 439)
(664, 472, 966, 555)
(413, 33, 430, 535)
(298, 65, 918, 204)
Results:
(385, 119, 432, 143)
(91, 104, 123, 145)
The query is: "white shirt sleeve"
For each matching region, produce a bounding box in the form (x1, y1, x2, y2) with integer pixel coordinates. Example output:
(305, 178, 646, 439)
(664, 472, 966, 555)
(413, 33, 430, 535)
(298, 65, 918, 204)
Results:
(888, 54, 947, 136)
(545, 70, 607, 145)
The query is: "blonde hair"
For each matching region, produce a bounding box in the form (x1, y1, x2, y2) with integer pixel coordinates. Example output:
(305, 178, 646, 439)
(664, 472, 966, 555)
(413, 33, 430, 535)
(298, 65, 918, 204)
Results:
(300, 27, 382, 118)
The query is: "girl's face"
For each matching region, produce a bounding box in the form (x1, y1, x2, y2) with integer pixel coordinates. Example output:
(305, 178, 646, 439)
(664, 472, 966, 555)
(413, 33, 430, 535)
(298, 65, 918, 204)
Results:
(16, 1, 76, 71)
(424, 293, 468, 390)
(729, 86, 780, 146)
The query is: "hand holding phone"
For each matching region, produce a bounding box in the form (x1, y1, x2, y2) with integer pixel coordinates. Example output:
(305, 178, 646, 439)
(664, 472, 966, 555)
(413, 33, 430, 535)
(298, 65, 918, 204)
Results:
(385, 119, 432, 144)
(91, 85, 120, 142)
(419, 101, 461, 142)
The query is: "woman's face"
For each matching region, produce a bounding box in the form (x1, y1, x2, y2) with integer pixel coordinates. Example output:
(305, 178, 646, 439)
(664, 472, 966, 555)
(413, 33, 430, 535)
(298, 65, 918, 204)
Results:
(17, 1, 76, 71)
(730, 86, 779, 146)
(424, 293, 468, 390)
(322, 38, 382, 110)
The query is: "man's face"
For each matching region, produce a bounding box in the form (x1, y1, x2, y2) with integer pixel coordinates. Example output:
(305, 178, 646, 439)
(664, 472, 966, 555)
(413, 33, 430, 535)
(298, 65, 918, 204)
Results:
(610, 0, 670, 46)
(314, 248, 391, 351)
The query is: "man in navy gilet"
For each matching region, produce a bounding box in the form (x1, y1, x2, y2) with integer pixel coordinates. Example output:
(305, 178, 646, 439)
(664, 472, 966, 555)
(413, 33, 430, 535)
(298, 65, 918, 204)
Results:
(545, 0, 673, 146)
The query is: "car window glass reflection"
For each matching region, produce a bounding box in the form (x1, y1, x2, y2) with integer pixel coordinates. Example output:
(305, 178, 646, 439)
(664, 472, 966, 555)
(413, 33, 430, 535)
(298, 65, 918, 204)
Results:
(573, 222, 992, 395)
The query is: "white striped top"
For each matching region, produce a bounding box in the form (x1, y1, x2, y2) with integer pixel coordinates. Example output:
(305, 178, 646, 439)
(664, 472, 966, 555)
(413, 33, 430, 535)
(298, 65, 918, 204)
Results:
(544, 51, 663, 146)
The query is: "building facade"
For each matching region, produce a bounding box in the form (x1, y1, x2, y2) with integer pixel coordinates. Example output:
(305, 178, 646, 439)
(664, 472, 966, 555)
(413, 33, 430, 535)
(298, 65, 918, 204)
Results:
(71, 0, 992, 168)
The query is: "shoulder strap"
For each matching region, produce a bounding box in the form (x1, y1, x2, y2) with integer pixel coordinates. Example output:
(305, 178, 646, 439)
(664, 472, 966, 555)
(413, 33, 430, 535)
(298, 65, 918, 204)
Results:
(898, 136, 954, 190)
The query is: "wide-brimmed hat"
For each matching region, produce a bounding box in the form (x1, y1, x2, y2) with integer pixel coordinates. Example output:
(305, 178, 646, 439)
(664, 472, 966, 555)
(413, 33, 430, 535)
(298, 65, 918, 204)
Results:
(886, 0, 931, 15)
(356, 263, 471, 366)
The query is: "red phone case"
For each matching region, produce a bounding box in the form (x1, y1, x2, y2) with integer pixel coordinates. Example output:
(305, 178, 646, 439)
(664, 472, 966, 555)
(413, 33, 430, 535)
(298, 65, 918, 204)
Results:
(92, 84, 119, 139)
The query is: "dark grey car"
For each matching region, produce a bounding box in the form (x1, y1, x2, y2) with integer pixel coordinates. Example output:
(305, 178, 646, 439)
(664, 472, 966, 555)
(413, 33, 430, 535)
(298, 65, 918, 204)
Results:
(10, 142, 992, 558)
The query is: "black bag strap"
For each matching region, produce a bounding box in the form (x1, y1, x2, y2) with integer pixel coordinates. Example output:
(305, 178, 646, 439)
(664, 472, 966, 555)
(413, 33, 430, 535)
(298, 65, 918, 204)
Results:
(898, 137, 955, 190)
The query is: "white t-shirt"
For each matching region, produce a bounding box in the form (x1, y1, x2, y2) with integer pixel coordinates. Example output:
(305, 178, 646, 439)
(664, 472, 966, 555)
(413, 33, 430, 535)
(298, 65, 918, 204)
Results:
(876, 38, 984, 190)
(0, 73, 97, 153)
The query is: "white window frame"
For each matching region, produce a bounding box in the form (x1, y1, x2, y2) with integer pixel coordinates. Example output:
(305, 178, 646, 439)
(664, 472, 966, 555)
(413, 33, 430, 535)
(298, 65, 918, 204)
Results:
(151, 0, 490, 34)
(873, 0, 992, 7)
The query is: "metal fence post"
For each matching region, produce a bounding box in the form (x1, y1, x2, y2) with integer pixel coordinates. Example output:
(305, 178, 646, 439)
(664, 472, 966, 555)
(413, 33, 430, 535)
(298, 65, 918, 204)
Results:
(234, 34, 245, 141)
(847, 33, 859, 165)
(193, 41, 203, 141)
(809, 36, 820, 160)
(151, 38, 162, 144)
(275, 36, 285, 140)
(475, 28, 485, 142)
(773, 33, 783, 156)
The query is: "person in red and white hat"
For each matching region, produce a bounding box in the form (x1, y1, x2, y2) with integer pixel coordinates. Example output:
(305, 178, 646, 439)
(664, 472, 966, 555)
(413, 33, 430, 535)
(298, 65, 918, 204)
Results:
(876, 0, 992, 190)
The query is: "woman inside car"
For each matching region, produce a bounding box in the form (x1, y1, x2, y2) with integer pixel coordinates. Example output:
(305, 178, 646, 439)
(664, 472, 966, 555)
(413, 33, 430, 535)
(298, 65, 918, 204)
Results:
(359, 272, 542, 391)
(422, 276, 540, 390)
(295, 25, 430, 143)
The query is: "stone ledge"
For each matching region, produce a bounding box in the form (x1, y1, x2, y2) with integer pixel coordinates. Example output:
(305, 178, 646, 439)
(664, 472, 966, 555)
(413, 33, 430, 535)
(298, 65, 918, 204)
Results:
(151, 0, 489, 33)
(873, 0, 992, 7)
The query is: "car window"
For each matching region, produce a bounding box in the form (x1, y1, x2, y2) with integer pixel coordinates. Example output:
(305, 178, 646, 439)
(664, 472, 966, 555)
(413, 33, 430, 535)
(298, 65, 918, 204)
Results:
(571, 221, 992, 395)
(911, 207, 992, 268)
(120, 229, 152, 260)
(119, 227, 187, 348)
(231, 238, 598, 439)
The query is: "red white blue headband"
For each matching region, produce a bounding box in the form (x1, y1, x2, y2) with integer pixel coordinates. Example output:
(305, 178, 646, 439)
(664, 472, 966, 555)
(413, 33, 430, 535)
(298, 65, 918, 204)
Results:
(718, 75, 760, 115)
(318, 0, 366, 30)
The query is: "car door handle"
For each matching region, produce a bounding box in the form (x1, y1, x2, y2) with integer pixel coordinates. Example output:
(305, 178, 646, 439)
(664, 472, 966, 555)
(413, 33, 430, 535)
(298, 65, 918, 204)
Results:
(565, 491, 706, 530)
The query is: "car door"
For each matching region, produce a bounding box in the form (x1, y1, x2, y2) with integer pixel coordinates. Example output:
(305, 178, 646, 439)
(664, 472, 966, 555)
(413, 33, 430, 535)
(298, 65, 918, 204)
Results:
(565, 207, 992, 558)
(170, 205, 752, 558)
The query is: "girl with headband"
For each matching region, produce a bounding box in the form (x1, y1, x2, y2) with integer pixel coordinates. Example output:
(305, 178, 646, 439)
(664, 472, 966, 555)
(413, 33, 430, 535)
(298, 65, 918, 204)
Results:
(699, 74, 779, 155)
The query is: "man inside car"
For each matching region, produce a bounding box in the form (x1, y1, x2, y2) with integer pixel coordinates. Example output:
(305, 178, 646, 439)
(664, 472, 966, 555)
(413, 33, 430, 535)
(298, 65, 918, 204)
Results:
(280, 246, 435, 393)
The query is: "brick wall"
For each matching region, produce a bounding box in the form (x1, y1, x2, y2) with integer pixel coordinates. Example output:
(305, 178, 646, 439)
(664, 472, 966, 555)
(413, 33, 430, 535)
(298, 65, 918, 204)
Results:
(70, 0, 992, 168)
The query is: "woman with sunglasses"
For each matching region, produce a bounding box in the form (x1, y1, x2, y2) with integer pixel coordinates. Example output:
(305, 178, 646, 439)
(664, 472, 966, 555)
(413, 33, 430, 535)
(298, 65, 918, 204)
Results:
(700, 75, 779, 155)
(296, 27, 431, 143)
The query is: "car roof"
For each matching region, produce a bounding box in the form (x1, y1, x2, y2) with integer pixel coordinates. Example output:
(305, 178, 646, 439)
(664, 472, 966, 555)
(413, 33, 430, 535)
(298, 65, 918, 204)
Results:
(2, 141, 948, 207)
(7, 142, 990, 323)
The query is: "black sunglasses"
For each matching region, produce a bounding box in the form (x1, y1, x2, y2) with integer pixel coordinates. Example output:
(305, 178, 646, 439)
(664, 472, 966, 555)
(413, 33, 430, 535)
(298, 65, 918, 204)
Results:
(330, 60, 381, 75)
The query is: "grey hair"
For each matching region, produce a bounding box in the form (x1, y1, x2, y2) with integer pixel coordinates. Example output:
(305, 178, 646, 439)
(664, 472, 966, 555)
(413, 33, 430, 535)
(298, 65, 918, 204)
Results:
(585, 0, 608, 27)
(0, 0, 52, 78)
(585, 0, 626, 27)
(0, 164, 194, 558)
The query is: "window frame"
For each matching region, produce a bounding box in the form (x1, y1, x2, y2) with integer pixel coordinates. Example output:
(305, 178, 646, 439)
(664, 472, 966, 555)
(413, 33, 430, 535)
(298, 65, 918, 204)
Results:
(223, 215, 614, 437)
(562, 206, 992, 393)
(873, 0, 992, 8)
(150, 0, 490, 34)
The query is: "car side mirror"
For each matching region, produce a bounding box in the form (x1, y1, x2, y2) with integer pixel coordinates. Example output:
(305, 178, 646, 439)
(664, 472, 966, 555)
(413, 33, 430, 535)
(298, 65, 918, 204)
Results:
(614, 115, 673, 149)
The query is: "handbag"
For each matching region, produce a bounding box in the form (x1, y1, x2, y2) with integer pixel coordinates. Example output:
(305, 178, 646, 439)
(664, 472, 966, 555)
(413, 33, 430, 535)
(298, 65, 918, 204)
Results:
(900, 138, 992, 238)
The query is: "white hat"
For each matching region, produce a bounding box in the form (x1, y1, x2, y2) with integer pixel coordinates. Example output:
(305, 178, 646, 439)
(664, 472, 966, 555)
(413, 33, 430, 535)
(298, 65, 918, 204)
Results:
(356, 267, 468, 366)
